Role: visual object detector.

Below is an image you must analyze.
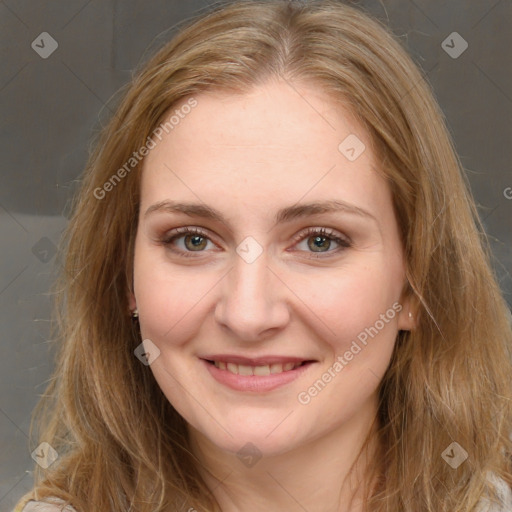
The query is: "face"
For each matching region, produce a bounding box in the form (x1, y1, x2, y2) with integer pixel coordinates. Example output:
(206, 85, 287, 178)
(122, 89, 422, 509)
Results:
(130, 79, 413, 457)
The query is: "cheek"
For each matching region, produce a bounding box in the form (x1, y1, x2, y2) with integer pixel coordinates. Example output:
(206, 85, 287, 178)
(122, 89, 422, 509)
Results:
(293, 269, 401, 417)
(290, 261, 402, 345)
(133, 248, 217, 343)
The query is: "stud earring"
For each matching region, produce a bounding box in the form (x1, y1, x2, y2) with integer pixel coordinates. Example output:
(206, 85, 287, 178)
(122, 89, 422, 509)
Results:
(408, 312, 413, 319)
(132, 309, 139, 319)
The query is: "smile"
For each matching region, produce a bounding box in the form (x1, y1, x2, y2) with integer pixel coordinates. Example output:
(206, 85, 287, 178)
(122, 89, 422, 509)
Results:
(201, 356, 315, 392)
(209, 360, 305, 375)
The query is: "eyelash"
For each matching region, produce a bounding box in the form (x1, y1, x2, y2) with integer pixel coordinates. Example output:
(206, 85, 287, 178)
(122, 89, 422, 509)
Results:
(160, 226, 351, 259)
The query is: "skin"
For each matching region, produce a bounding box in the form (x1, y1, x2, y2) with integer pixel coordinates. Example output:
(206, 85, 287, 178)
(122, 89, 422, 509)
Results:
(129, 78, 415, 512)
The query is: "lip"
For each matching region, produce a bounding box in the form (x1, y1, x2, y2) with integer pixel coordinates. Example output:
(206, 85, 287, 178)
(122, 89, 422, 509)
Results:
(201, 356, 316, 392)
(200, 354, 310, 365)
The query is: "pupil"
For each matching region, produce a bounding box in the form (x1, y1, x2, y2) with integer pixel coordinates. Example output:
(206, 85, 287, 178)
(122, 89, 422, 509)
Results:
(186, 235, 206, 250)
(310, 235, 329, 252)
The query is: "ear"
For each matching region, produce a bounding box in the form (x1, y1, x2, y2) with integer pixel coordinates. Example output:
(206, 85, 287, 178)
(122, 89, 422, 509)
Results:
(396, 287, 418, 331)
(127, 285, 137, 312)
(126, 256, 137, 312)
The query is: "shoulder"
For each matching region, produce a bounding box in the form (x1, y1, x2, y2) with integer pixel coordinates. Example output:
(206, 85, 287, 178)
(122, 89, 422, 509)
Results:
(478, 473, 512, 512)
(12, 477, 512, 512)
(15, 498, 77, 512)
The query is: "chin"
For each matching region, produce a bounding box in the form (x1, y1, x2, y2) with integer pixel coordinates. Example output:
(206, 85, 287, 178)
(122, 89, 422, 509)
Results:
(187, 408, 308, 456)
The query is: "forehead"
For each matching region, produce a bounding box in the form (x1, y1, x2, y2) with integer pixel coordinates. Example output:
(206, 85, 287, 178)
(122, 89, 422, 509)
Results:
(139, 79, 391, 224)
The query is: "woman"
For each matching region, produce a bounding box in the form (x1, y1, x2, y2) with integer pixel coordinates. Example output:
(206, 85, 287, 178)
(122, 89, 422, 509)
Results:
(14, 1, 512, 511)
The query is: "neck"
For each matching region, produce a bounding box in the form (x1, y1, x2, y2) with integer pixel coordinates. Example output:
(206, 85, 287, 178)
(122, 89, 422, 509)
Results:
(188, 397, 381, 512)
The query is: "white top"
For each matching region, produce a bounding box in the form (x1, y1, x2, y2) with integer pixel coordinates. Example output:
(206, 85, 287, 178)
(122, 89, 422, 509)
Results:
(16, 475, 512, 512)
(478, 473, 512, 512)
(17, 498, 76, 512)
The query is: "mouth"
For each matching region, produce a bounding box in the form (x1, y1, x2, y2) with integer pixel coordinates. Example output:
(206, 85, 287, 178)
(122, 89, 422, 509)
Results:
(200, 356, 316, 392)
(204, 359, 308, 375)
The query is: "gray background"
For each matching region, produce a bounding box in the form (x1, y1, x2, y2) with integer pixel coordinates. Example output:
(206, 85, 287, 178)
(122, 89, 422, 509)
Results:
(1, 0, 511, 509)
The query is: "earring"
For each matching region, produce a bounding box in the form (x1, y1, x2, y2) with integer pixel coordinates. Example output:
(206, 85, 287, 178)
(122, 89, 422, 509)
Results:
(132, 309, 139, 319)
(408, 312, 413, 319)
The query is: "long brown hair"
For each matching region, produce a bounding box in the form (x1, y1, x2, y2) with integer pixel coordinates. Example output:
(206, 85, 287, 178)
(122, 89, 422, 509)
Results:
(15, 1, 512, 511)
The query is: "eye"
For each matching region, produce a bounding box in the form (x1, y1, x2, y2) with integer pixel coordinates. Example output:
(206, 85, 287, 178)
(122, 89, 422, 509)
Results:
(160, 226, 351, 258)
(160, 227, 216, 257)
(291, 227, 351, 257)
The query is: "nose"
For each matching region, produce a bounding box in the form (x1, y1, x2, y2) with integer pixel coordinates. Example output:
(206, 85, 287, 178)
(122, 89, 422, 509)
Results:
(214, 248, 290, 342)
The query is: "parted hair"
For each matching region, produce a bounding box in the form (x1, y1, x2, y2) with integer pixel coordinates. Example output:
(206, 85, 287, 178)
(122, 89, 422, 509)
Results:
(15, 1, 512, 511)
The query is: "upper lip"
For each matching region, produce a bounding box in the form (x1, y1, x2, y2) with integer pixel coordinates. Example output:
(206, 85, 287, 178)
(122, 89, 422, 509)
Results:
(201, 355, 315, 365)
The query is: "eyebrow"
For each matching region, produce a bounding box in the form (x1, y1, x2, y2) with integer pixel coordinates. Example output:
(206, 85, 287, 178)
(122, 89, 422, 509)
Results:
(144, 199, 377, 227)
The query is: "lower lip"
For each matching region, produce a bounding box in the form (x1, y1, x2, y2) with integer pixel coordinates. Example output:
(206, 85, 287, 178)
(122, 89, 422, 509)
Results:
(202, 359, 314, 392)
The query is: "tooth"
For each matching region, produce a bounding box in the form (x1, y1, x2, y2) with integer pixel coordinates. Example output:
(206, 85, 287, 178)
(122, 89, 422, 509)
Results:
(270, 363, 284, 374)
(218, 361, 301, 375)
(253, 365, 271, 376)
(238, 364, 254, 376)
(227, 363, 239, 374)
